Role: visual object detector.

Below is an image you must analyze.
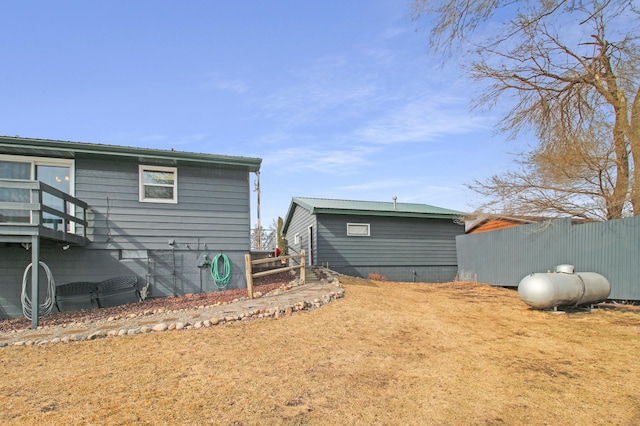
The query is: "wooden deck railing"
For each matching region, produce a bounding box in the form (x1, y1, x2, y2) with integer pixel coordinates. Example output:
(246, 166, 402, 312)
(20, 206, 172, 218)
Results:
(244, 250, 305, 299)
(0, 179, 88, 244)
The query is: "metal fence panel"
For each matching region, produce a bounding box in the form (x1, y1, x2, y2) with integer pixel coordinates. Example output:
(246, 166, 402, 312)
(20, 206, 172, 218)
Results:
(456, 217, 640, 300)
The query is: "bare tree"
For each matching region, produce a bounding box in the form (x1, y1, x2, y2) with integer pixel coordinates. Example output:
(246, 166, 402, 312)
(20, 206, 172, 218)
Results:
(251, 218, 277, 251)
(471, 114, 627, 220)
(276, 216, 287, 255)
(413, 0, 640, 219)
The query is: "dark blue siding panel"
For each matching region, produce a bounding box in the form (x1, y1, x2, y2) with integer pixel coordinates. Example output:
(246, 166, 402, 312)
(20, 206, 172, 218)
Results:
(77, 158, 251, 252)
(317, 214, 462, 269)
(283, 209, 464, 282)
(283, 205, 316, 264)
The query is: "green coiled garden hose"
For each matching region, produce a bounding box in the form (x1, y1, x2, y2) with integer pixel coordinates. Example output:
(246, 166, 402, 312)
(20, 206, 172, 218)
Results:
(211, 253, 231, 289)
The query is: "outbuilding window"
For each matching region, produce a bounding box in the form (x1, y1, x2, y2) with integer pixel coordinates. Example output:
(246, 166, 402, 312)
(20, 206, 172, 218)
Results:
(347, 223, 370, 236)
(139, 165, 178, 203)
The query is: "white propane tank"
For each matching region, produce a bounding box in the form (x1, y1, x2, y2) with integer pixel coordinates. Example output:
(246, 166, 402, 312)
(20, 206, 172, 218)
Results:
(518, 265, 611, 309)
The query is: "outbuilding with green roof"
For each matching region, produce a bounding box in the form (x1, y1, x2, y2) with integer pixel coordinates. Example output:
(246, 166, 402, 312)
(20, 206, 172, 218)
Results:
(283, 197, 465, 282)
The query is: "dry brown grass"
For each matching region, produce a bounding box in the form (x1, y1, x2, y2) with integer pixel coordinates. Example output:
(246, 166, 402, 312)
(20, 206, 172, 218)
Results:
(1, 276, 639, 425)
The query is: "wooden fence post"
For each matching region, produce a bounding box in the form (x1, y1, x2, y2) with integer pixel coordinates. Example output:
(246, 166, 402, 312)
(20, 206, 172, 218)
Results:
(245, 254, 254, 299)
(300, 249, 306, 284)
(246, 251, 307, 292)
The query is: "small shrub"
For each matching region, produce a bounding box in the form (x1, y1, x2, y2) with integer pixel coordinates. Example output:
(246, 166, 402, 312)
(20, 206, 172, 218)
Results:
(368, 272, 387, 281)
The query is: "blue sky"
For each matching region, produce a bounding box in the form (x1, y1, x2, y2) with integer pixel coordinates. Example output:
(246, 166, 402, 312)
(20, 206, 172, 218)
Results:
(1, 1, 520, 229)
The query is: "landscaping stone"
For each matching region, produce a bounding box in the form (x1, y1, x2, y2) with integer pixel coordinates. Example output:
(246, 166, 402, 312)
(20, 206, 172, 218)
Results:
(0, 270, 343, 347)
(152, 323, 168, 332)
(88, 330, 108, 340)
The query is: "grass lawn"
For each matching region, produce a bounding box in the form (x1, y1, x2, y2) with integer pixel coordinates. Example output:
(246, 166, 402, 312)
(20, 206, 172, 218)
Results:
(1, 276, 639, 425)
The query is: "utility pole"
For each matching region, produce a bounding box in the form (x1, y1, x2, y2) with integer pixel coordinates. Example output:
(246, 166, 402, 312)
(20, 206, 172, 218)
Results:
(254, 171, 261, 250)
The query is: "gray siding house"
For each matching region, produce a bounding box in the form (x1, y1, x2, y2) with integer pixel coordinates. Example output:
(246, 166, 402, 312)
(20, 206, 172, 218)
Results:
(0, 136, 261, 324)
(282, 197, 465, 282)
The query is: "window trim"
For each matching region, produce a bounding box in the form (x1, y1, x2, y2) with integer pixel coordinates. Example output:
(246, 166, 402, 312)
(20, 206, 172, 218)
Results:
(0, 154, 76, 229)
(0, 154, 75, 184)
(139, 165, 178, 204)
(347, 222, 370, 237)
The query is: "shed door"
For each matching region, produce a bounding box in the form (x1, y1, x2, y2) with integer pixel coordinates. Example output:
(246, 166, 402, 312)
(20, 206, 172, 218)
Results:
(307, 225, 314, 266)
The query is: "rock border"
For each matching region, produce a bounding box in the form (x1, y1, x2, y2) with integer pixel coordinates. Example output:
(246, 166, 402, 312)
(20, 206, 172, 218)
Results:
(1, 272, 344, 348)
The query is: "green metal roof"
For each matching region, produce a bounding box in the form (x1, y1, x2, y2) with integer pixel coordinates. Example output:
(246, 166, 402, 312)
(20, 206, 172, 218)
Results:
(283, 197, 465, 233)
(0, 136, 262, 171)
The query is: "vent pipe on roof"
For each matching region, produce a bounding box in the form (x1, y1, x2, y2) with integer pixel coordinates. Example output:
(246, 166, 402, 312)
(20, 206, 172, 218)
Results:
(392, 196, 397, 209)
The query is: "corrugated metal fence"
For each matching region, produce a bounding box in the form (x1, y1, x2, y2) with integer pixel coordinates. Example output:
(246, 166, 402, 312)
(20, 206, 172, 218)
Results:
(456, 216, 640, 300)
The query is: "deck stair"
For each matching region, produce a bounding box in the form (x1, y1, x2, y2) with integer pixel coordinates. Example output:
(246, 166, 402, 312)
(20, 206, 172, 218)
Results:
(304, 267, 323, 284)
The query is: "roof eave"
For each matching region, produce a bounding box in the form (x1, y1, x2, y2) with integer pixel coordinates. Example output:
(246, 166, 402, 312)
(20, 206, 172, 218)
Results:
(282, 199, 300, 235)
(0, 136, 262, 172)
(312, 208, 461, 220)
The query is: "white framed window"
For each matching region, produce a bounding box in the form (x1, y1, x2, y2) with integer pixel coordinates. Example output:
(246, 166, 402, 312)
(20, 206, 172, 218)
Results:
(139, 165, 177, 203)
(0, 154, 75, 228)
(347, 223, 370, 236)
(294, 233, 300, 245)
